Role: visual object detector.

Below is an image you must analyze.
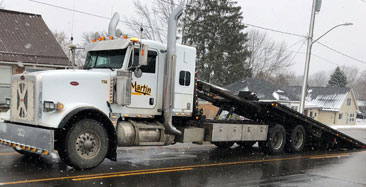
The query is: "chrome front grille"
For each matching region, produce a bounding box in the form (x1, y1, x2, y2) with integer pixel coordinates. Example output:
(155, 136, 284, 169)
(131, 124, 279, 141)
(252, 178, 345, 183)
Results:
(11, 79, 35, 122)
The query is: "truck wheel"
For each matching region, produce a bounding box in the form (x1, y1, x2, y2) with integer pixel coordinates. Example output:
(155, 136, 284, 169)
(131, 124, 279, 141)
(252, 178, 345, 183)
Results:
(213, 142, 234, 149)
(58, 119, 109, 169)
(259, 124, 286, 154)
(13, 147, 40, 158)
(237, 141, 256, 149)
(287, 125, 306, 153)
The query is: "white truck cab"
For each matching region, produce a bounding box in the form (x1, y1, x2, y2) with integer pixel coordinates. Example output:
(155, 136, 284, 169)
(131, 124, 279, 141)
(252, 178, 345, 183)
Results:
(0, 3, 200, 169)
(3, 36, 195, 128)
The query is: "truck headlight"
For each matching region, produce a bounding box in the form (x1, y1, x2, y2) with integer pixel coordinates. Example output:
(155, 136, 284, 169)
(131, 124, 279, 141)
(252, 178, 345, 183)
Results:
(43, 101, 55, 112)
(5, 98, 10, 106)
(43, 101, 64, 112)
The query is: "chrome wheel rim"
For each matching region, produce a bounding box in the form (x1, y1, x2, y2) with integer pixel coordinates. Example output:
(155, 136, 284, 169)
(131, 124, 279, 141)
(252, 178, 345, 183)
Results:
(75, 131, 101, 159)
(293, 130, 304, 149)
(272, 131, 284, 150)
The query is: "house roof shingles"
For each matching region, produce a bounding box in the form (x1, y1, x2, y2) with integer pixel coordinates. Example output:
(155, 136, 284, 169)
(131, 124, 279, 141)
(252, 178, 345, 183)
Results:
(0, 9, 69, 66)
(287, 86, 351, 111)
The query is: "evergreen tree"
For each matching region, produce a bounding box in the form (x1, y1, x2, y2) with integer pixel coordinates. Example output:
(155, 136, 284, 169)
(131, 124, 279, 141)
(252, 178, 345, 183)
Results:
(182, 0, 251, 86)
(327, 67, 348, 87)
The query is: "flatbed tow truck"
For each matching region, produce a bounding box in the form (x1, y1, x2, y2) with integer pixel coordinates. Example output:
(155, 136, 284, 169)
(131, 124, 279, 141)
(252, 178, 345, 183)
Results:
(0, 3, 364, 169)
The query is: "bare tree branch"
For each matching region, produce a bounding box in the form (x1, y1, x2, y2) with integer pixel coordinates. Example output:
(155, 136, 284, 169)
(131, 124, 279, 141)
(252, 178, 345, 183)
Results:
(52, 30, 71, 57)
(355, 70, 366, 100)
(128, 0, 182, 43)
(247, 29, 293, 81)
(308, 71, 329, 87)
(341, 65, 359, 87)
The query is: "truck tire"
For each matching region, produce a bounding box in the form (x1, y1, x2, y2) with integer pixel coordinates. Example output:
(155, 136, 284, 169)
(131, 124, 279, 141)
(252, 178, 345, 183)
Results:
(237, 141, 256, 149)
(13, 147, 40, 158)
(286, 125, 306, 153)
(58, 119, 109, 169)
(213, 142, 234, 149)
(259, 124, 286, 154)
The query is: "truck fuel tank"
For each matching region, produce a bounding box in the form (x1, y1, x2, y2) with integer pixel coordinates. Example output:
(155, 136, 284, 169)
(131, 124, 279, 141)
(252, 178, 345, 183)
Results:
(116, 120, 174, 146)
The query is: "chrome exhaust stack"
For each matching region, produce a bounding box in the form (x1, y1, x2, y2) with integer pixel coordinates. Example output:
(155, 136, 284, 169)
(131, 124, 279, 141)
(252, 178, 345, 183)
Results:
(108, 12, 120, 37)
(163, 2, 185, 136)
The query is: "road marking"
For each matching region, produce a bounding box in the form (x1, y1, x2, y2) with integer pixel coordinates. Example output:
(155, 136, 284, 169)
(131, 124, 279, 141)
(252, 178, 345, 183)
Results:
(309, 154, 349, 159)
(0, 167, 194, 185)
(0, 152, 350, 185)
(0, 152, 18, 156)
(72, 168, 194, 181)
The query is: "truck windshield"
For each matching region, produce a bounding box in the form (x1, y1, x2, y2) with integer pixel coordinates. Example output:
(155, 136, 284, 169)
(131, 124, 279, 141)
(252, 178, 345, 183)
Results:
(84, 49, 127, 69)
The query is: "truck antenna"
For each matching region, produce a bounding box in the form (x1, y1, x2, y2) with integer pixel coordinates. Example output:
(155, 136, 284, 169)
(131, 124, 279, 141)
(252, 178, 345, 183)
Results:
(140, 27, 144, 39)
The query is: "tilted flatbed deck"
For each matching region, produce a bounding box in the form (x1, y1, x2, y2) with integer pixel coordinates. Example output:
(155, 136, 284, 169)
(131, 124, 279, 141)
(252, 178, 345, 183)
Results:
(196, 80, 366, 149)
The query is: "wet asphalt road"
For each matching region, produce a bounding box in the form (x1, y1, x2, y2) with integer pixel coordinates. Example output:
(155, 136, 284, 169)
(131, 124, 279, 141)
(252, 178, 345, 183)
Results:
(0, 129, 365, 187)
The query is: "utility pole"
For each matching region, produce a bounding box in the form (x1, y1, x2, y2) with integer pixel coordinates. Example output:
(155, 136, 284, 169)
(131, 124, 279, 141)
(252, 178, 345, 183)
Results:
(299, 0, 352, 114)
(299, 0, 318, 114)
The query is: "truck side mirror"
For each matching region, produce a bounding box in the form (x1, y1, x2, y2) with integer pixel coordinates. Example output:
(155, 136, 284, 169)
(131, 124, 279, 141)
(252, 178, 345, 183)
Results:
(138, 44, 148, 66)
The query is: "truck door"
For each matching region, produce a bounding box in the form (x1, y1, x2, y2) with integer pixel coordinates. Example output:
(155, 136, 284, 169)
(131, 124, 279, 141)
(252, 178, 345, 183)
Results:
(128, 49, 158, 109)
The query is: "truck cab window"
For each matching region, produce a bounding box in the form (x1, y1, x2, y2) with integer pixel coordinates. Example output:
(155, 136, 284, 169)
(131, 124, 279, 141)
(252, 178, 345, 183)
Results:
(129, 49, 157, 73)
(179, 71, 191, 86)
(84, 49, 127, 69)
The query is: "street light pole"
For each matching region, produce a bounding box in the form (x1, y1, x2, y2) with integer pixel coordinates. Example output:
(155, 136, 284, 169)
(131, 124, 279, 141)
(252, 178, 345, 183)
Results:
(312, 23, 353, 44)
(299, 0, 317, 114)
(299, 1, 353, 114)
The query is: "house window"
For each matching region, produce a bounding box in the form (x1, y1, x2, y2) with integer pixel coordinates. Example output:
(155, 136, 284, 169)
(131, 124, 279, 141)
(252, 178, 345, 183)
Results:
(314, 112, 317, 117)
(309, 111, 313, 117)
(339, 113, 343, 119)
(350, 113, 355, 122)
(347, 98, 351, 106)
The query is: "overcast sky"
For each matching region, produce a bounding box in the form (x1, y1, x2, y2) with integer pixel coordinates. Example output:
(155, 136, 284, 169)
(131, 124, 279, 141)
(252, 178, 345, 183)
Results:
(3, 0, 366, 76)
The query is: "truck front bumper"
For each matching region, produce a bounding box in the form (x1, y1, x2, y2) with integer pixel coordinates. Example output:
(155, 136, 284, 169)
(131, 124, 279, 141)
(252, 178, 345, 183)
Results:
(0, 122, 54, 155)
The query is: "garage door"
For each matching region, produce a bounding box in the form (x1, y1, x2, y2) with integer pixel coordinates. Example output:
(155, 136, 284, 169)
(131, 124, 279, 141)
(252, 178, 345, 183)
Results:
(0, 66, 11, 104)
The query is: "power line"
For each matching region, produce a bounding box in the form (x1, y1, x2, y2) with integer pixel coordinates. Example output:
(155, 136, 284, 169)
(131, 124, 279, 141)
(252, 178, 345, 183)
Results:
(248, 44, 306, 54)
(288, 38, 306, 49)
(28, 0, 166, 32)
(31, 0, 342, 69)
(245, 23, 307, 38)
(30, 0, 112, 21)
(287, 39, 339, 67)
(311, 53, 340, 66)
(30, 0, 308, 39)
(316, 42, 366, 65)
(142, 0, 309, 38)
(156, 0, 360, 69)
(288, 38, 307, 62)
(162, 0, 308, 39)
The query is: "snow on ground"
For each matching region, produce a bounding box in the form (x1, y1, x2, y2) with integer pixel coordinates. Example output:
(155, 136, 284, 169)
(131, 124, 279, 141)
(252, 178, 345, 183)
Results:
(0, 111, 9, 122)
(330, 119, 366, 129)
